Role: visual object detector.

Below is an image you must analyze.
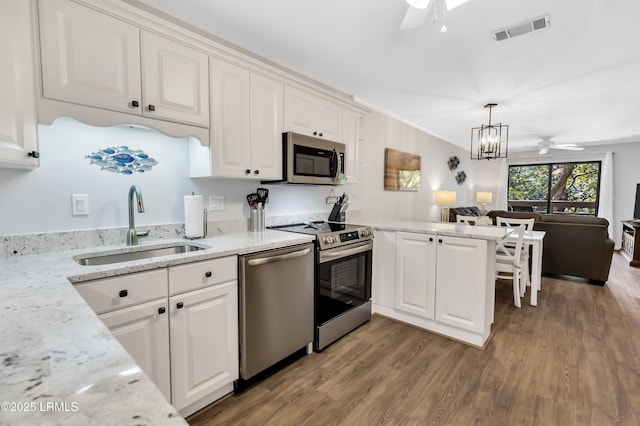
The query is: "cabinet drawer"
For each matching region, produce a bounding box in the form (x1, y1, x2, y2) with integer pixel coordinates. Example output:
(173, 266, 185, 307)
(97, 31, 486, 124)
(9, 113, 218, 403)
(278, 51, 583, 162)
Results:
(169, 256, 237, 295)
(76, 269, 168, 314)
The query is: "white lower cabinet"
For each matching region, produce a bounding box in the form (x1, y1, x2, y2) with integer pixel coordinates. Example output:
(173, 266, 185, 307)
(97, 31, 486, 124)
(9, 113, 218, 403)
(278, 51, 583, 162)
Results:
(394, 232, 436, 319)
(373, 230, 493, 347)
(75, 256, 238, 417)
(98, 298, 171, 400)
(434, 235, 488, 334)
(169, 281, 238, 412)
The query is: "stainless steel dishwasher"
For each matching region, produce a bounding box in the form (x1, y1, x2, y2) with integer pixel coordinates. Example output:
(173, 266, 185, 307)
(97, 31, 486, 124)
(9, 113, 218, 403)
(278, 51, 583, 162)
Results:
(238, 242, 314, 381)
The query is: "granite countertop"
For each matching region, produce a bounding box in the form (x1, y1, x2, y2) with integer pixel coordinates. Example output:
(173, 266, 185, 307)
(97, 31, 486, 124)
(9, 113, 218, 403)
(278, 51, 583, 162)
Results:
(362, 219, 512, 241)
(0, 230, 314, 425)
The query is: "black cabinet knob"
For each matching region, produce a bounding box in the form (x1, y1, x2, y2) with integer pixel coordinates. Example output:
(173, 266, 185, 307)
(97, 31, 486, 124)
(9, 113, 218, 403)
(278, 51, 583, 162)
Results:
(438, 239, 443, 244)
(205, 271, 212, 278)
(254, 170, 259, 175)
(245, 169, 251, 175)
(319, 132, 323, 137)
(147, 104, 155, 112)
(176, 302, 184, 309)
(158, 307, 166, 314)
(429, 237, 434, 242)
(28, 151, 40, 159)
(130, 100, 139, 108)
(119, 290, 128, 298)
(313, 131, 318, 136)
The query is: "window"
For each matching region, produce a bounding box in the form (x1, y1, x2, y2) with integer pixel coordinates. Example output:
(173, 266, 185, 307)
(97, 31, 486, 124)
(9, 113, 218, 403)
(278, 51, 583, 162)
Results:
(508, 161, 601, 214)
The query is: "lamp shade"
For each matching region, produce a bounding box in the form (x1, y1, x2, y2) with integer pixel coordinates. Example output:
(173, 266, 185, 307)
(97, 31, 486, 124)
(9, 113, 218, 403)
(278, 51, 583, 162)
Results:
(476, 192, 493, 204)
(436, 191, 456, 206)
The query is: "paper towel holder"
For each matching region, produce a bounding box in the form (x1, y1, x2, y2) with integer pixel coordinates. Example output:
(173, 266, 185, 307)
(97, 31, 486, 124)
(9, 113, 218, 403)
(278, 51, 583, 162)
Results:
(186, 208, 208, 240)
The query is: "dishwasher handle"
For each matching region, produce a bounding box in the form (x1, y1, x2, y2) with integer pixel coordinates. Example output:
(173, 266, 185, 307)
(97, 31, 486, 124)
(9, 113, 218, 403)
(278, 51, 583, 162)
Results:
(247, 246, 312, 267)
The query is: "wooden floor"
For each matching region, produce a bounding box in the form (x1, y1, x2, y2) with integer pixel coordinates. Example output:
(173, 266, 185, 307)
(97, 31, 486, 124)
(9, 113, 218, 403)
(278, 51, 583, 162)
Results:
(188, 252, 640, 425)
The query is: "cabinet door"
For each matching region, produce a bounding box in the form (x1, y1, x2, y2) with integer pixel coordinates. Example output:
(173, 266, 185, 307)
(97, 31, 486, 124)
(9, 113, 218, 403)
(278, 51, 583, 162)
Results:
(342, 108, 361, 182)
(250, 73, 283, 179)
(209, 57, 252, 177)
(395, 232, 437, 319)
(372, 230, 396, 309)
(316, 98, 342, 142)
(284, 86, 317, 137)
(0, 0, 38, 169)
(39, 0, 142, 115)
(170, 281, 238, 411)
(435, 236, 487, 333)
(141, 32, 209, 127)
(99, 299, 171, 401)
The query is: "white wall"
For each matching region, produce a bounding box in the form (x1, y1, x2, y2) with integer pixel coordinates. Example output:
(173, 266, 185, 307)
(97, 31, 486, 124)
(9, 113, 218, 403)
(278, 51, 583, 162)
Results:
(358, 111, 480, 223)
(0, 119, 333, 235)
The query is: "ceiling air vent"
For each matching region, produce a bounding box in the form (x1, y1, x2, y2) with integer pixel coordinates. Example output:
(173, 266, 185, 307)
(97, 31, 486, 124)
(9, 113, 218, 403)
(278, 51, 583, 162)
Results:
(493, 14, 550, 42)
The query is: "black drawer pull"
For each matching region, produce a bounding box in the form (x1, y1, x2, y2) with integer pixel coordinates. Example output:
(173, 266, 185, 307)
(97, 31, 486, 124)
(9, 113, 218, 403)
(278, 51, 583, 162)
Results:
(245, 169, 251, 175)
(130, 100, 139, 108)
(158, 307, 166, 314)
(176, 302, 184, 309)
(254, 170, 259, 175)
(205, 271, 212, 278)
(438, 239, 443, 244)
(313, 131, 318, 136)
(429, 237, 434, 242)
(319, 132, 323, 137)
(147, 104, 156, 112)
(119, 289, 128, 298)
(28, 151, 40, 158)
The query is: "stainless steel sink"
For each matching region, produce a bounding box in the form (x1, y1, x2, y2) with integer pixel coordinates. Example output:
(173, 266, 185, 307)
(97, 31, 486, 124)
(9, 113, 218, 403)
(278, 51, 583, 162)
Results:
(75, 244, 206, 266)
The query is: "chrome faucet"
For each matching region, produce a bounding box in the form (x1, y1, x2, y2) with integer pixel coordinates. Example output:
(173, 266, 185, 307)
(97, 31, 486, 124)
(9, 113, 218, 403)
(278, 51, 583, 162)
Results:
(126, 185, 145, 246)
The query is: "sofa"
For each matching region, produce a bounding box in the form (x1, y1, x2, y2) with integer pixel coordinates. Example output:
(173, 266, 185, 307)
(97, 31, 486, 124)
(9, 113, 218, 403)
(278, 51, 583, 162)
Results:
(486, 210, 614, 284)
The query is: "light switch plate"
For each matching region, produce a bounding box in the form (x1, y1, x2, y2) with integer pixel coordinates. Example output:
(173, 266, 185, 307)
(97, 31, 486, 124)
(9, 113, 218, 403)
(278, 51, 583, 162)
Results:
(72, 194, 89, 216)
(209, 195, 224, 211)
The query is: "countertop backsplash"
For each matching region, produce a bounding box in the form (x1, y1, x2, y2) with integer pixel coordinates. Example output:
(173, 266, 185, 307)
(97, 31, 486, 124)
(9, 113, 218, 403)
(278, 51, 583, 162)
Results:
(1, 210, 361, 258)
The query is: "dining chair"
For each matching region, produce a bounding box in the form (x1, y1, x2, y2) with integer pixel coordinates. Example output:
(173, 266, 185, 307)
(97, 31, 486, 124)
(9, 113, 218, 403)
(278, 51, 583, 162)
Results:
(495, 224, 526, 308)
(456, 215, 478, 225)
(496, 216, 534, 296)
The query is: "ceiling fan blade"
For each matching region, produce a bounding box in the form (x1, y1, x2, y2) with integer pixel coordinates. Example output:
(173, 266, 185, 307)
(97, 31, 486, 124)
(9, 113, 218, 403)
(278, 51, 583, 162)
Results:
(553, 144, 585, 151)
(400, 5, 430, 30)
(446, 0, 471, 11)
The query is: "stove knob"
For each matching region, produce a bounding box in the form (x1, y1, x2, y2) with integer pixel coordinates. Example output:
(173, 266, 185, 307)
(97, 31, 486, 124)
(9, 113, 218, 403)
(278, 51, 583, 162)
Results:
(324, 236, 334, 244)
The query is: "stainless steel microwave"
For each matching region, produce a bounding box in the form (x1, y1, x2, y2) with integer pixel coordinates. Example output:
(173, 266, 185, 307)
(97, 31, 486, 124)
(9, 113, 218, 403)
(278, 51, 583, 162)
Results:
(270, 132, 345, 185)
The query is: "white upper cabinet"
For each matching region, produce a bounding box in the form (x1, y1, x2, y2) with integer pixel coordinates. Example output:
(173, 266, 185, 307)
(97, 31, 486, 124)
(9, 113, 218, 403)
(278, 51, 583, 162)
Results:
(342, 108, 362, 182)
(284, 86, 341, 142)
(0, 0, 39, 169)
(194, 57, 282, 179)
(39, 0, 209, 128)
(141, 32, 209, 127)
(249, 73, 284, 179)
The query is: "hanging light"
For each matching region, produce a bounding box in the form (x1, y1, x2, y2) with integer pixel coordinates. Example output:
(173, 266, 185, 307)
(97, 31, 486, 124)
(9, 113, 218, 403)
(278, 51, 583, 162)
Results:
(470, 103, 509, 160)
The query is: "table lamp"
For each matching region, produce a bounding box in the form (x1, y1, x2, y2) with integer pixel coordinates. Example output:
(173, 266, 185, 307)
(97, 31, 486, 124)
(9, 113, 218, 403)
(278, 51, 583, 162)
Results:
(476, 191, 493, 211)
(436, 191, 456, 222)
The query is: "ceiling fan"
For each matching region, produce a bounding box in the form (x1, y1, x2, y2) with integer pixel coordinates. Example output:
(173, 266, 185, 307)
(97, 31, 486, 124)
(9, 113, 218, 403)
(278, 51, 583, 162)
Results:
(400, 0, 471, 30)
(536, 138, 585, 155)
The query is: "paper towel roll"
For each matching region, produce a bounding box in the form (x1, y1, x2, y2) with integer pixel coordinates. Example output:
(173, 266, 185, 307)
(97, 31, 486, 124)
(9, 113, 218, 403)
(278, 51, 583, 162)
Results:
(184, 195, 204, 238)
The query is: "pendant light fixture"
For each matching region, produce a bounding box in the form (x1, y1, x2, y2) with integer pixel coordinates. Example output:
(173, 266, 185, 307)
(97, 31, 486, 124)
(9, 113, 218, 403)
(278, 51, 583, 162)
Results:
(470, 103, 508, 160)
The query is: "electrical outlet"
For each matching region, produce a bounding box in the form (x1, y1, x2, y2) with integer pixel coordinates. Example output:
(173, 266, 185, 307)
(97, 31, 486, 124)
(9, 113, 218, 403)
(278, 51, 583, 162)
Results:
(326, 196, 338, 204)
(71, 194, 89, 216)
(209, 195, 224, 211)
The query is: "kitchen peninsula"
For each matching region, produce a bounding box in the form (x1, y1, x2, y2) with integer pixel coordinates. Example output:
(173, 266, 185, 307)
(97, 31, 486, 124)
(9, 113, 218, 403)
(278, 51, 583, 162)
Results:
(367, 220, 511, 348)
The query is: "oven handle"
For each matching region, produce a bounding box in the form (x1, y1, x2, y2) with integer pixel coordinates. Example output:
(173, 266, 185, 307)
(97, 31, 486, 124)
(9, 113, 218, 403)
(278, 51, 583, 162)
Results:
(319, 241, 373, 264)
(247, 246, 312, 266)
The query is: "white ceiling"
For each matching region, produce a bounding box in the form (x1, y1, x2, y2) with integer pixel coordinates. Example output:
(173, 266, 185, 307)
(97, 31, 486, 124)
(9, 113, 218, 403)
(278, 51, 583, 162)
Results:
(137, 0, 640, 153)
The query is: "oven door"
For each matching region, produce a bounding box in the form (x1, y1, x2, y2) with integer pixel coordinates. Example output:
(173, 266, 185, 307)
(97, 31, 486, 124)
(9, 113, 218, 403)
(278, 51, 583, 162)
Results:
(316, 240, 373, 326)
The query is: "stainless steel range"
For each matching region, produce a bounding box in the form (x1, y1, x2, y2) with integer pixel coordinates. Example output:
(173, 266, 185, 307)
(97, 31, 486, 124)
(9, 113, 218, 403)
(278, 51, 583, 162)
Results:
(270, 221, 373, 351)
